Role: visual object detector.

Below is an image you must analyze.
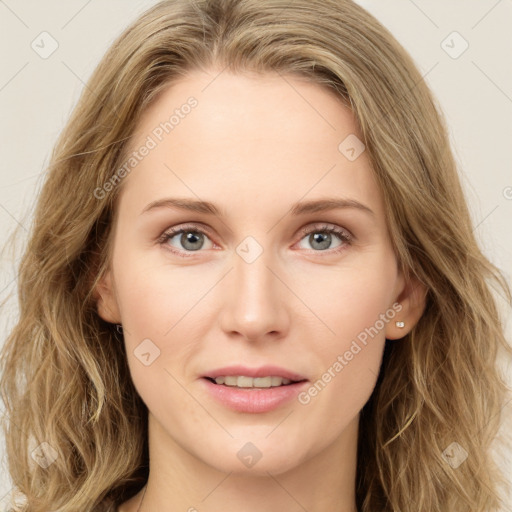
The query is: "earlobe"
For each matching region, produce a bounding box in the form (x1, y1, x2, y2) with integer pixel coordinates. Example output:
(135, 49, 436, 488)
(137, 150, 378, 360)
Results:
(94, 269, 121, 324)
(386, 274, 428, 340)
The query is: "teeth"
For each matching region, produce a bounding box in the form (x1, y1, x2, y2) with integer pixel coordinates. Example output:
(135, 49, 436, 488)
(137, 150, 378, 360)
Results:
(213, 376, 293, 387)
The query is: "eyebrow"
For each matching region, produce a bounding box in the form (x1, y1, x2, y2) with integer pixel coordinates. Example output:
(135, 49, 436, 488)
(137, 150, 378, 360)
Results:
(140, 196, 375, 217)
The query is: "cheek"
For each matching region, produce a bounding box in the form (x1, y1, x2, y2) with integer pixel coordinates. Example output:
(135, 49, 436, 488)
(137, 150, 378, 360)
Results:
(112, 258, 230, 460)
(292, 252, 396, 349)
(292, 252, 395, 407)
(113, 254, 212, 378)
(113, 247, 196, 333)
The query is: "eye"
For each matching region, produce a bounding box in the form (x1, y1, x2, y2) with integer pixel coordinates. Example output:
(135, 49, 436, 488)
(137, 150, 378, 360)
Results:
(157, 224, 215, 257)
(157, 222, 353, 258)
(295, 223, 352, 254)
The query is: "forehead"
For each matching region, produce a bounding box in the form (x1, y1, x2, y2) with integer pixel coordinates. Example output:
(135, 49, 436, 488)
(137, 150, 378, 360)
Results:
(117, 69, 383, 221)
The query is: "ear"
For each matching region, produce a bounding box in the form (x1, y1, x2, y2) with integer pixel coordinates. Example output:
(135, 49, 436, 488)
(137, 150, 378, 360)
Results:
(385, 271, 428, 340)
(93, 268, 121, 324)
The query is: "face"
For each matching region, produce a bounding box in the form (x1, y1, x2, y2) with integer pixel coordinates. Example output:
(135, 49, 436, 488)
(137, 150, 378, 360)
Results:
(96, 68, 422, 476)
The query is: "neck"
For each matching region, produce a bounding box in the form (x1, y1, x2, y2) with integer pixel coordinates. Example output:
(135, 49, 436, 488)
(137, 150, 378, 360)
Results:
(131, 412, 359, 512)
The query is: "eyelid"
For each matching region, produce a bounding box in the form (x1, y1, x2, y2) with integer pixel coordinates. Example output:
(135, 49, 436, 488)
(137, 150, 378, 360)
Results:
(157, 222, 216, 241)
(296, 223, 353, 243)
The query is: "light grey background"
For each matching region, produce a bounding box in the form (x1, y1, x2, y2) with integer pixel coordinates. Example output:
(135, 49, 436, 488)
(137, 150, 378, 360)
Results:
(1, 0, 511, 508)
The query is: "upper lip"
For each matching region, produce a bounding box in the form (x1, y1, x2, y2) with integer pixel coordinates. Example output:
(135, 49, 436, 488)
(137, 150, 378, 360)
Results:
(203, 365, 308, 382)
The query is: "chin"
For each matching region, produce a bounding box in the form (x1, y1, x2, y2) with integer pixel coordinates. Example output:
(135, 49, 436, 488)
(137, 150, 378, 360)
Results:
(203, 441, 306, 477)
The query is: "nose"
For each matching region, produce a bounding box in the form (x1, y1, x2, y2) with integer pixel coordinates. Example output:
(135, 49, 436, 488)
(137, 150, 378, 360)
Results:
(218, 245, 290, 343)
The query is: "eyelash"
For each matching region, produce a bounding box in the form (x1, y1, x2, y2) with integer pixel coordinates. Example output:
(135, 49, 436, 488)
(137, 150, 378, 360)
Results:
(157, 223, 353, 258)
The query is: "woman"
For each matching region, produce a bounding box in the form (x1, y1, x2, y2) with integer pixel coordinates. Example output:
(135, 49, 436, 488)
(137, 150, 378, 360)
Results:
(1, 1, 511, 511)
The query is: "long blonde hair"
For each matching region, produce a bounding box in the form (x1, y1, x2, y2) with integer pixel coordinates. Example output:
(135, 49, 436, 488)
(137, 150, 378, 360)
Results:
(1, 1, 511, 510)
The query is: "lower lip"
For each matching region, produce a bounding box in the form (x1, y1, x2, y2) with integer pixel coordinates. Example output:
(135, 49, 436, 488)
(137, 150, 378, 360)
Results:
(200, 378, 309, 413)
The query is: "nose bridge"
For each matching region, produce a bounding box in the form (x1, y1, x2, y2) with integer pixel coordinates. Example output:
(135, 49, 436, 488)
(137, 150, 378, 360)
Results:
(219, 239, 288, 340)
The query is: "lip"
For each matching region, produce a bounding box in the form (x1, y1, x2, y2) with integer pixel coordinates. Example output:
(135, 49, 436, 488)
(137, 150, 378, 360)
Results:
(200, 365, 309, 413)
(202, 365, 307, 382)
(200, 377, 309, 413)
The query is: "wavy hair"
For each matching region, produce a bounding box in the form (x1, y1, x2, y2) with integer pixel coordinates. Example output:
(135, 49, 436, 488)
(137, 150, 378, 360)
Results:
(1, 0, 511, 510)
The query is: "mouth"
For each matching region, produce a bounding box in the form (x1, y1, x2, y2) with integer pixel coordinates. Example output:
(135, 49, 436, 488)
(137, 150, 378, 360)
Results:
(203, 375, 308, 388)
(200, 372, 310, 413)
(201, 365, 309, 390)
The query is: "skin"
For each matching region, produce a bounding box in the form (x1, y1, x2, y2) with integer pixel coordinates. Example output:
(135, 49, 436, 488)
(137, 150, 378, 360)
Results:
(95, 68, 426, 512)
